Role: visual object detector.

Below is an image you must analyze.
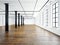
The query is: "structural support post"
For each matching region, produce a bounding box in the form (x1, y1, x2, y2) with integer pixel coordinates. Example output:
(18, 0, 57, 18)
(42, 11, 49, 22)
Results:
(21, 16, 22, 26)
(18, 13, 20, 26)
(5, 3, 9, 32)
(23, 17, 24, 25)
(15, 11, 17, 28)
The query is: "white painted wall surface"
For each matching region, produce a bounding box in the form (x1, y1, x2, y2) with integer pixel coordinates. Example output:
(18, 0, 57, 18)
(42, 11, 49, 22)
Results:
(35, 0, 60, 36)
(0, 15, 35, 26)
(24, 18, 35, 25)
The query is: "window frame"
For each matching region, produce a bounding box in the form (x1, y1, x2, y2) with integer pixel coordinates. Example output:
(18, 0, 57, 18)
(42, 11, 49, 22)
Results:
(52, 2, 58, 28)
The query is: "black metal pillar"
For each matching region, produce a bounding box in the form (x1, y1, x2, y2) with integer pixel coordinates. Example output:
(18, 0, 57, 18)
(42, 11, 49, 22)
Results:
(15, 11, 17, 28)
(18, 13, 20, 26)
(22, 17, 24, 25)
(5, 3, 9, 32)
(21, 16, 23, 26)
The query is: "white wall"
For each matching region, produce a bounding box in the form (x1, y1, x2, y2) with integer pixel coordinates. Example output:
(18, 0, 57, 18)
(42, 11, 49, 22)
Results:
(0, 15, 3, 26)
(35, 0, 60, 36)
(0, 15, 5, 26)
(0, 14, 35, 26)
(9, 15, 15, 25)
(0, 15, 15, 26)
(24, 18, 35, 25)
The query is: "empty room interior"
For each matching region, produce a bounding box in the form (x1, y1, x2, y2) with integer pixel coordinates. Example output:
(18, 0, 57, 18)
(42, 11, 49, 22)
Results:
(0, 0, 60, 45)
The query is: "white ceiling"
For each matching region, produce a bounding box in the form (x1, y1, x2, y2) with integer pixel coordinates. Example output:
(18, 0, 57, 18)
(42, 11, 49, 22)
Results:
(0, 0, 48, 16)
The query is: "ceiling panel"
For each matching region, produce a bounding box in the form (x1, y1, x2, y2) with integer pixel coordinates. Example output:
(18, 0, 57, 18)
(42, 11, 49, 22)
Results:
(0, 2, 5, 11)
(0, 0, 48, 16)
(0, 0, 23, 11)
(35, 0, 48, 11)
(9, 3, 23, 11)
(0, 0, 17, 3)
(0, 0, 48, 11)
(20, 0, 36, 11)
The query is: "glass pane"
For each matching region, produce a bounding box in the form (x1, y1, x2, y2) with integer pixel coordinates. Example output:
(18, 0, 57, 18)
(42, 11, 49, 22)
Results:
(56, 3, 58, 7)
(56, 8, 58, 12)
(53, 19, 55, 22)
(53, 14, 55, 17)
(53, 23, 55, 26)
(56, 18, 58, 22)
(56, 13, 58, 17)
(53, 9, 55, 13)
(53, 5, 55, 9)
(56, 23, 58, 27)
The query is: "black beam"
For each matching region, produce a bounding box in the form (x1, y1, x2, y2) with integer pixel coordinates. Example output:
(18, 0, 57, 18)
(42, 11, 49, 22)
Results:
(5, 3, 9, 32)
(0, 11, 39, 12)
(15, 11, 17, 28)
(18, 13, 20, 26)
(0, 12, 33, 15)
(39, 0, 49, 11)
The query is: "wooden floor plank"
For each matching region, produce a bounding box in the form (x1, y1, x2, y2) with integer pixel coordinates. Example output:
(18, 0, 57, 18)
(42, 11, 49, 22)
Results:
(0, 25, 60, 45)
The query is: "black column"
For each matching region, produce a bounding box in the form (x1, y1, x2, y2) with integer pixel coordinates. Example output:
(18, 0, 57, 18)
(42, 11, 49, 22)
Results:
(5, 3, 9, 32)
(22, 17, 24, 25)
(15, 11, 17, 28)
(18, 13, 20, 26)
(21, 16, 22, 26)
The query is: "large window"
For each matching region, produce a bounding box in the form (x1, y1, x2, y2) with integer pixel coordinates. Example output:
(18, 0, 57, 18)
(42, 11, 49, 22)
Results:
(42, 12, 44, 25)
(44, 9, 48, 26)
(52, 2, 58, 27)
(45, 9, 48, 26)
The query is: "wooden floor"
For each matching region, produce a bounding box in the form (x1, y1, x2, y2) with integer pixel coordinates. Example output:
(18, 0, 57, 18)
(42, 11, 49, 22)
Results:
(0, 25, 60, 45)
